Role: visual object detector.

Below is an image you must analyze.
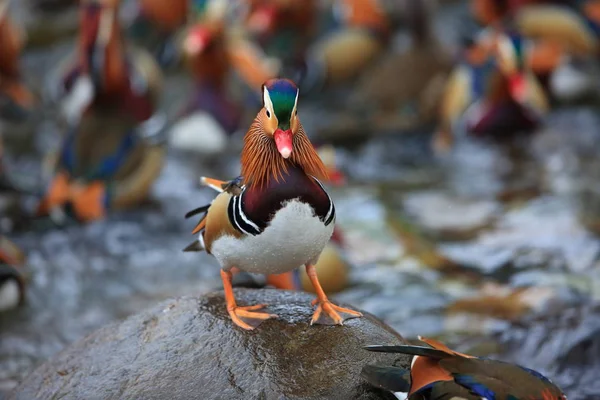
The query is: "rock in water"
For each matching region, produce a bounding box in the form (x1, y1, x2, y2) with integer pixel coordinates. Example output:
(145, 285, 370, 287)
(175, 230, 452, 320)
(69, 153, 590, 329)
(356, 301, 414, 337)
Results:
(10, 289, 407, 400)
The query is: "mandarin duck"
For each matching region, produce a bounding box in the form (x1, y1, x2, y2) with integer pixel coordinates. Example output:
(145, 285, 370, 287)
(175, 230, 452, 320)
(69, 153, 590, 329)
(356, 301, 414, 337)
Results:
(38, 0, 165, 223)
(296, 0, 392, 94)
(169, 11, 278, 155)
(512, 1, 600, 102)
(469, 0, 597, 77)
(0, 235, 26, 312)
(170, 20, 240, 155)
(434, 31, 548, 151)
(320, 0, 452, 137)
(362, 337, 567, 400)
(183, 78, 362, 330)
(171, 2, 312, 155)
(0, 2, 34, 123)
(211, 146, 350, 294)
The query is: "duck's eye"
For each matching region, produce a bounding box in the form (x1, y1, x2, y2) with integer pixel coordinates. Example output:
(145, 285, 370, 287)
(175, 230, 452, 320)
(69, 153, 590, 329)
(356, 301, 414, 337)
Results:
(266, 110, 271, 118)
(295, 110, 298, 116)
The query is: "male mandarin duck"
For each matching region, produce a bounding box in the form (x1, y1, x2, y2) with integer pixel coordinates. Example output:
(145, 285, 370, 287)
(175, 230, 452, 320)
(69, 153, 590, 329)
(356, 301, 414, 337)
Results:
(298, 0, 392, 93)
(184, 79, 362, 330)
(511, 1, 600, 101)
(38, 0, 165, 223)
(0, 2, 34, 122)
(171, 20, 241, 154)
(169, 15, 279, 154)
(361, 337, 567, 400)
(0, 236, 26, 312)
(469, 0, 597, 75)
(434, 31, 548, 151)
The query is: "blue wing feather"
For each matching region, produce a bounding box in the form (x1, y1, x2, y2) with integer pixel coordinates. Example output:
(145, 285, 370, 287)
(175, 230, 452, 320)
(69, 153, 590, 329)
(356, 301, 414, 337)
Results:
(454, 374, 497, 400)
(517, 365, 554, 384)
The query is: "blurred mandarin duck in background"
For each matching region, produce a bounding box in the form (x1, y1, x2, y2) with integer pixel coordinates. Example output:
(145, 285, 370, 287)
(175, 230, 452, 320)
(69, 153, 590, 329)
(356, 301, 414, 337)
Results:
(183, 78, 362, 330)
(38, 0, 165, 223)
(169, 3, 278, 155)
(362, 337, 567, 399)
(325, 0, 453, 137)
(0, 236, 26, 313)
(170, 19, 242, 155)
(297, 0, 392, 94)
(512, 0, 600, 102)
(434, 31, 548, 151)
(470, 0, 600, 102)
(0, 1, 34, 123)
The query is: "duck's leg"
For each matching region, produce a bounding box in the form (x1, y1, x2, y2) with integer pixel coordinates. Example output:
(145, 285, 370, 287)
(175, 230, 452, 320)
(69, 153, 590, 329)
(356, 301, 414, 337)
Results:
(221, 269, 277, 330)
(306, 264, 362, 325)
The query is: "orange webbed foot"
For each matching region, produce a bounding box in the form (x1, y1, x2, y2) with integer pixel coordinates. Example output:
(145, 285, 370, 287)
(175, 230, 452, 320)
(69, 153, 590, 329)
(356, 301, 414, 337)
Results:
(37, 172, 70, 216)
(310, 300, 362, 326)
(227, 304, 278, 330)
(305, 263, 362, 326)
(221, 269, 277, 331)
(70, 181, 107, 222)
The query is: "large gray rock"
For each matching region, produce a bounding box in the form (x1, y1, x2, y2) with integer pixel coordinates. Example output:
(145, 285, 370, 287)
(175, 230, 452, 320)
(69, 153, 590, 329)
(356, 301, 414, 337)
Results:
(11, 289, 408, 400)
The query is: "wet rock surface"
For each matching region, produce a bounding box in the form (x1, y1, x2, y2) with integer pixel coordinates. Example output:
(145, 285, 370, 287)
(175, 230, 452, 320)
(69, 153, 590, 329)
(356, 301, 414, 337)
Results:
(10, 289, 405, 400)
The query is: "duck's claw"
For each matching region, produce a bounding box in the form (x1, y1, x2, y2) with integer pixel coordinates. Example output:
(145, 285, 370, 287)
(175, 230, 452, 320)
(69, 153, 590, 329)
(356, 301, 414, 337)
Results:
(227, 304, 278, 330)
(310, 300, 362, 326)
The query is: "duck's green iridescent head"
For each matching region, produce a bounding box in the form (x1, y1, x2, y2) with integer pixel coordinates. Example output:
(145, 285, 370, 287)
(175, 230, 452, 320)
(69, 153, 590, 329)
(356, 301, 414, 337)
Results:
(260, 78, 300, 158)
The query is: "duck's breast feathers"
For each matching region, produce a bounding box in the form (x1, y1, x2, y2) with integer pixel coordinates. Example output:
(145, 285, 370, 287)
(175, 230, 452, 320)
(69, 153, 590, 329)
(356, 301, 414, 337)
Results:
(241, 164, 335, 232)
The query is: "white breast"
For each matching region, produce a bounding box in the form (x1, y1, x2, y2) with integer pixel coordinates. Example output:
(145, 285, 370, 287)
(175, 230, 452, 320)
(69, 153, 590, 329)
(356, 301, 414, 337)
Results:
(209, 199, 334, 274)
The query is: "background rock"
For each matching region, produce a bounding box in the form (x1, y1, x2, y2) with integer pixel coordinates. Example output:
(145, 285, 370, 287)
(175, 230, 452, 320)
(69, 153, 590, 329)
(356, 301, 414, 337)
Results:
(11, 289, 407, 400)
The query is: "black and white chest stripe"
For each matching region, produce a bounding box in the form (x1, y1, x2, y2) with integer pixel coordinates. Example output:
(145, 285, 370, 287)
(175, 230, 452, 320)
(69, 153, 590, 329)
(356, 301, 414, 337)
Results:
(227, 187, 262, 236)
(227, 178, 335, 236)
(312, 177, 336, 226)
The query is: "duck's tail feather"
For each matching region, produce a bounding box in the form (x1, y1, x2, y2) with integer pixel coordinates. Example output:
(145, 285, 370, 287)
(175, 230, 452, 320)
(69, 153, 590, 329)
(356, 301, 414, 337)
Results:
(200, 176, 244, 195)
(183, 239, 205, 252)
(200, 177, 228, 193)
(361, 364, 411, 393)
(364, 344, 450, 360)
(184, 204, 210, 219)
